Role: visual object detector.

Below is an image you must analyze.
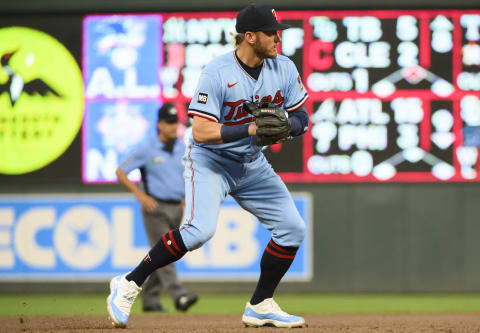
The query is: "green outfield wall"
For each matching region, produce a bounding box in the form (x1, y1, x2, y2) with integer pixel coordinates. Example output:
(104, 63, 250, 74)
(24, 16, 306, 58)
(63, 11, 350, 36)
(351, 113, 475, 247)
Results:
(289, 183, 480, 292)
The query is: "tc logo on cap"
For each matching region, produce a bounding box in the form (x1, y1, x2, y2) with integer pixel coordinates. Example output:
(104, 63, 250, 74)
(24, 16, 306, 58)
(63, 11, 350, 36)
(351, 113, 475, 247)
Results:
(235, 4, 291, 33)
(272, 9, 278, 20)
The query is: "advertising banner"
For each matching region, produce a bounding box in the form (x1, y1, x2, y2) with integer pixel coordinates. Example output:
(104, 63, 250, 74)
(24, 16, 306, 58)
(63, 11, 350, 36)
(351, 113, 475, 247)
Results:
(0, 193, 311, 281)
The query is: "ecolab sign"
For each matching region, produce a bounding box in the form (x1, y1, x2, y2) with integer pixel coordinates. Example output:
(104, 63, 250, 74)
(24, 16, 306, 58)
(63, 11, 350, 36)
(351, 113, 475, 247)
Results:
(0, 194, 311, 281)
(0, 195, 148, 278)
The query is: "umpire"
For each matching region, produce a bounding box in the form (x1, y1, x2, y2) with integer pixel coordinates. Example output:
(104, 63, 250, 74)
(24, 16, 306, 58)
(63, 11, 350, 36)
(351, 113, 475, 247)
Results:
(116, 103, 198, 313)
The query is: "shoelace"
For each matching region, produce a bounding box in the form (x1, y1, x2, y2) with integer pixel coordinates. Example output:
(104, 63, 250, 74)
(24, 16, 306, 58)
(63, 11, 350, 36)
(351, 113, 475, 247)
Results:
(116, 282, 139, 314)
(265, 299, 290, 317)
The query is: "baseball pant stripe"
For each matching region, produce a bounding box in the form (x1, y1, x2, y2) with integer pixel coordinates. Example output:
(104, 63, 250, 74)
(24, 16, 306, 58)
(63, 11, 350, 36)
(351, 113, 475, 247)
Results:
(187, 144, 195, 226)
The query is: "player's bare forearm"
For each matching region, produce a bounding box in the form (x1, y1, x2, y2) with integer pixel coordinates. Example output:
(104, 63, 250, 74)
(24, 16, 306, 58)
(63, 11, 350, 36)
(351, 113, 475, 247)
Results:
(248, 123, 257, 136)
(192, 116, 223, 144)
(192, 116, 256, 144)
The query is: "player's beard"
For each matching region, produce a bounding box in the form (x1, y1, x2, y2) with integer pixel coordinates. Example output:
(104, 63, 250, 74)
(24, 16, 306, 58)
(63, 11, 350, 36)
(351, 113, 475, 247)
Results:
(253, 39, 277, 59)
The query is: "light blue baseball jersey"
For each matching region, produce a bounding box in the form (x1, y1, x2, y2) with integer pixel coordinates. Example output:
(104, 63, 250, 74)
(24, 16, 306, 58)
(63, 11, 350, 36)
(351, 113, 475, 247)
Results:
(188, 51, 308, 156)
(119, 136, 185, 201)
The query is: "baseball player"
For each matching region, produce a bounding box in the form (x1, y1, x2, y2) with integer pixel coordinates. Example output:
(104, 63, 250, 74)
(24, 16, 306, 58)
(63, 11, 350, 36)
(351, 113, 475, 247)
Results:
(115, 104, 198, 313)
(107, 4, 309, 328)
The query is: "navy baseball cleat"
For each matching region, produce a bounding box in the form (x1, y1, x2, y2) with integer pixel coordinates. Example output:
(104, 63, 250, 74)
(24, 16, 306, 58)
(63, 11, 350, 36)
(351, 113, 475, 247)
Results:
(107, 275, 141, 328)
(143, 304, 168, 312)
(242, 298, 305, 328)
(175, 293, 198, 312)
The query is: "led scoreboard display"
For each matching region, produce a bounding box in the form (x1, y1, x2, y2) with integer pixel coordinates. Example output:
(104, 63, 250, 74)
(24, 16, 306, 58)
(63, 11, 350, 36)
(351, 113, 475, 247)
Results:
(299, 10, 480, 182)
(83, 10, 480, 183)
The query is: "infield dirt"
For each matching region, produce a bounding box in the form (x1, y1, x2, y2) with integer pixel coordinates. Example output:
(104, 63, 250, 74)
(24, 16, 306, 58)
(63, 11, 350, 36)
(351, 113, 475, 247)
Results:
(1, 313, 479, 332)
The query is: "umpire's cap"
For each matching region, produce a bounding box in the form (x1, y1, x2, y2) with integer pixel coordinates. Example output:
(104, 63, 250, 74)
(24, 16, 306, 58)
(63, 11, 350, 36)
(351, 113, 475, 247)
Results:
(235, 4, 291, 33)
(157, 103, 178, 123)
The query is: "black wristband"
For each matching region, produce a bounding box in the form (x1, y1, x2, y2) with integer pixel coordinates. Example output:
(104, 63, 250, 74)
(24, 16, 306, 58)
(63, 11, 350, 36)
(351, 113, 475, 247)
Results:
(220, 124, 250, 143)
(288, 106, 309, 137)
(289, 117, 302, 136)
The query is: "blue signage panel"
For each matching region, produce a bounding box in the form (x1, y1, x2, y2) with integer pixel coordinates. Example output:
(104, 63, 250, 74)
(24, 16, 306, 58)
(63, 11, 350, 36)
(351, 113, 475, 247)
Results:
(82, 15, 163, 183)
(0, 194, 311, 281)
(83, 15, 162, 99)
(82, 101, 159, 183)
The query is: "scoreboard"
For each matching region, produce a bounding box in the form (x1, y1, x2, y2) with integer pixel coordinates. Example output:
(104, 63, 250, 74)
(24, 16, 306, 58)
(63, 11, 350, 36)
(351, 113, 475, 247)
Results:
(83, 10, 480, 183)
(295, 10, 480, 182)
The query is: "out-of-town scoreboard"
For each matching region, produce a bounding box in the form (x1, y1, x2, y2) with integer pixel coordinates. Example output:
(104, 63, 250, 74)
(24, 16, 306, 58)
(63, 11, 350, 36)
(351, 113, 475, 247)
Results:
(83, 10, 480, 183)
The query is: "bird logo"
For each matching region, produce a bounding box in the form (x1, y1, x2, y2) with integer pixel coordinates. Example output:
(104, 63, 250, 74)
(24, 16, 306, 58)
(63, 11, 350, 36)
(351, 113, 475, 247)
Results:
(0, 26, 83, 175)
(0, 50, 62, 107)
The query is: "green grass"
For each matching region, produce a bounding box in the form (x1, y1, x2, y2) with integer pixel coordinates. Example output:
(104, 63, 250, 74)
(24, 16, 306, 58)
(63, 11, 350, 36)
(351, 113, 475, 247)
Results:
(0, 294, 479, 317)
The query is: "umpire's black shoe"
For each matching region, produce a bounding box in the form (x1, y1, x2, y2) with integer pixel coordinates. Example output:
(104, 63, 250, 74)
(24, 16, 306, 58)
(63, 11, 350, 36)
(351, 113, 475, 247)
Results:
(175, 294, 198, 312)
(143, 304, 168, 312)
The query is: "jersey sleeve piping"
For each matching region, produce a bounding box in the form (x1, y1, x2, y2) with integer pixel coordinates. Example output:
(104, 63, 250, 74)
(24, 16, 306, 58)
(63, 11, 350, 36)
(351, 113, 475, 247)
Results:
(188, 109, 219, 122)
(285, 92, 309, 112)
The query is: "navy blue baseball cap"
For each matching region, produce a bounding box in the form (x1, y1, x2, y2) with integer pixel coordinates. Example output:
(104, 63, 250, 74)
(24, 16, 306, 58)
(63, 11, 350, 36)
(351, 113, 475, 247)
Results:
(235, 4, 291, 33)
(157, 104, 178, 123)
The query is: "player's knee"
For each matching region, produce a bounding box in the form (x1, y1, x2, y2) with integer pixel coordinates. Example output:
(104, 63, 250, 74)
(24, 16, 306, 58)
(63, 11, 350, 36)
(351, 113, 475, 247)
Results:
(182, 224, 216, 250)
(290, 220, 306, 246)
(275, 219, 306, 247)
(189, 233, 214, 250)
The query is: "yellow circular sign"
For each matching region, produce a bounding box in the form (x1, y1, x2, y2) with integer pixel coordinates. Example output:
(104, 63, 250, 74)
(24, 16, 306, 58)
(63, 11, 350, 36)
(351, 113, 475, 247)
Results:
(0, 27, 84, 174)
